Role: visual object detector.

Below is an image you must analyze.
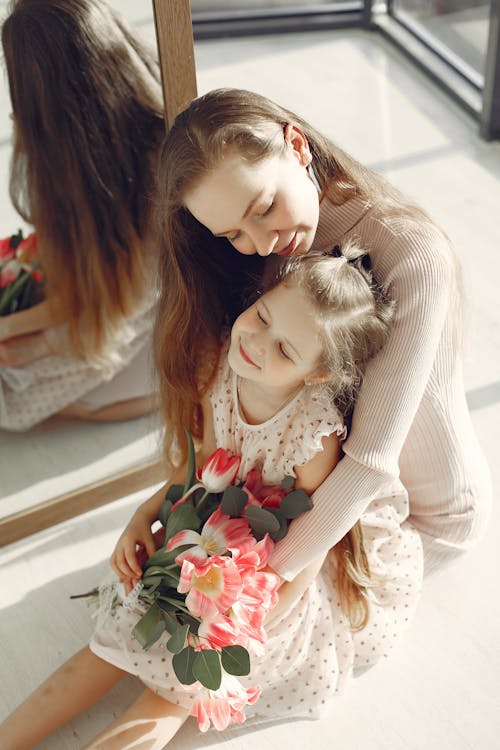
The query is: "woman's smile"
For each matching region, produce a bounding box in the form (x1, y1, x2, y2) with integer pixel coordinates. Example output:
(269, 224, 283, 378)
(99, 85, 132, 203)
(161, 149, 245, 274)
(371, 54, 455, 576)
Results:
(277, 233, 297, 256)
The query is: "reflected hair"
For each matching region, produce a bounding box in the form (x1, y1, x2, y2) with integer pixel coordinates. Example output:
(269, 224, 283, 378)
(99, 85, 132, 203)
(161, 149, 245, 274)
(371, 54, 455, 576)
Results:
(2, 0, 165, 364)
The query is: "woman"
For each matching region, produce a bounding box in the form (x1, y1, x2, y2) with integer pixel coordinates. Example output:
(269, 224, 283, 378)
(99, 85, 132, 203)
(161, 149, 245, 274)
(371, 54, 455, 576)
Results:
(152, 87, 492, 576)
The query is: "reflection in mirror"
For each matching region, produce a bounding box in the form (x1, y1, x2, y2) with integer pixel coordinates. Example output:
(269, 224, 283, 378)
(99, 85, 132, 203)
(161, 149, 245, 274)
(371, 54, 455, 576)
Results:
(0, 0, 168, 543)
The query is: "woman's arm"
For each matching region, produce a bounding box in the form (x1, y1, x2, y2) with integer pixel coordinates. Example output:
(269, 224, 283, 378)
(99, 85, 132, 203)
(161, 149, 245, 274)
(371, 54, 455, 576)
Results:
(265, 433, 341, 616)
(270, 227, 455, 578)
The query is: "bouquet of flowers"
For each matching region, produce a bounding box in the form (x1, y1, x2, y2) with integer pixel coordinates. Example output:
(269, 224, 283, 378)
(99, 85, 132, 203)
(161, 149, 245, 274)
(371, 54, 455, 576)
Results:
(78, 432, 313, 731)
(0, 230, 44, 316)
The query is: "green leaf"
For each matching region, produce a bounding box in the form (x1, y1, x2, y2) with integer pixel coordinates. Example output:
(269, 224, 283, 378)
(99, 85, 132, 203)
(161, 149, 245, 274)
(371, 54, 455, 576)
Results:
(244, 505, 280, 535)
(192, 649, 222, 690)
(183, 428, 197, 493)
(160, 609, 179, 634)
(143, 548, 178, 570)
(172, 646, 197, 685)
(266, 508, 289, 542)
(221, 485, 248, 517)
(221, 645, 250, 676)
(279, 489, 313, 519)
(131, 603, 166, 650)
(281, 475, 295, 489)
(166, 505, 201, 542)
(158, 499, 173, 526)
(166, 623, 190, 654)
(178, 612, 200, 635)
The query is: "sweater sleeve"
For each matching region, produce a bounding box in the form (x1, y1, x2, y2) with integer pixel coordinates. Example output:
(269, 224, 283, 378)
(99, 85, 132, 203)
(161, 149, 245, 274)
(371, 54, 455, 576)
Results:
(270, 222, 456, 579)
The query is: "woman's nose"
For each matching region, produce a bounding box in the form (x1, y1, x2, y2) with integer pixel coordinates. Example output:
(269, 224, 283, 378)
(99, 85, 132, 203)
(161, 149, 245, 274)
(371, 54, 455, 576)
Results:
(251, 227, 279, 257)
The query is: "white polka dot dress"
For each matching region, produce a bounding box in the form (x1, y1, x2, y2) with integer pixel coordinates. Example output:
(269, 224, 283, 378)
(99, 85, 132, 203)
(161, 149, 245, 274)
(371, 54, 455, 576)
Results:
(90, 346, 423, 724)
(0, 303, 155, 431)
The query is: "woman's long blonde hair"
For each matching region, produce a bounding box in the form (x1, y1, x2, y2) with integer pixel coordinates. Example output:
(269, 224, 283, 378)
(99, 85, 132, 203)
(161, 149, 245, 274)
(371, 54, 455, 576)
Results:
(155, 87, 429, 469)
(2, 0, 165, 363)
(262, 248, 395, 629)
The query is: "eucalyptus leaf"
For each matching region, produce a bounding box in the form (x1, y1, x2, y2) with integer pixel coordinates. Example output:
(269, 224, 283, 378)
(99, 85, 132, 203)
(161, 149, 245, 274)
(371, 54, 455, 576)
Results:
(141, 575, 163, 592)
(158, 499, 173, 526)
(172, 646, 197, 685)
(143, 548, 178, 570)
(266, 508, 289, 542)
(161, 610, 180, 634)
(221, 645, 250, 676)
(244, 505, 280, 535)
(279, 489, 313, 519)
(131, 603, 166, 650)
(221, 485, 248, 517)
(192, 649, 222, 690)
(183, 428, 197, 493)
(166, 505, 201, 542)
(166, 623, 190, 654)
(178, 613, 200, 635)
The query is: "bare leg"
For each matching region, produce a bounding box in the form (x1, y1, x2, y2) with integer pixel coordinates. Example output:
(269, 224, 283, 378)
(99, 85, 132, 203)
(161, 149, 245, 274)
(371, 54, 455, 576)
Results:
(0, 647, 127, 750)
(57, 394, 159, 422)
(82, 688, 188, 750)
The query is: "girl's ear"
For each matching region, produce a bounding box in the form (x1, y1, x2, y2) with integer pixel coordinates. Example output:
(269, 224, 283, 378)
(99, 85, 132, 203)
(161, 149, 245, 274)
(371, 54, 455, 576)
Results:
(284, 123, 311, 167)
(304, 371, 329, 386)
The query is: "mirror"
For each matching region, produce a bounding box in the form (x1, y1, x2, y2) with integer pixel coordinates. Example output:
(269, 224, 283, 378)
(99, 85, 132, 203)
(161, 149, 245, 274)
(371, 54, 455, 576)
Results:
(0, 0, 197, 545)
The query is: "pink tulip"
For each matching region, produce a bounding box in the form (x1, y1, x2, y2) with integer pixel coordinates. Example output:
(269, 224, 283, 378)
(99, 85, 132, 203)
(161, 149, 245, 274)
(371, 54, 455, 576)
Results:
(198, 448, 241, 493)
(177, 555, 242, 619)
(0, 236, 14, 262)
(229, 533, 275, 574)
(166, 507, 250, 565)
(0, 261, 21, 288)
(16, 233, 38, 263)
(190, 675, 261, 732)
(197, 613, 241, 649)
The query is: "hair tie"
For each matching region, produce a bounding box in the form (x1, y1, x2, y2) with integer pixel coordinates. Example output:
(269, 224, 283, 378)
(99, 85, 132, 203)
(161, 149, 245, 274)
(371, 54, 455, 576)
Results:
(331, 245, 371, 271)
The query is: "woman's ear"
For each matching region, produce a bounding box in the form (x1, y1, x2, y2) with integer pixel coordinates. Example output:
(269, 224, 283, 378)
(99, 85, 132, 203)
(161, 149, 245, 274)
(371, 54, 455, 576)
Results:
(284, 123, 311, 167)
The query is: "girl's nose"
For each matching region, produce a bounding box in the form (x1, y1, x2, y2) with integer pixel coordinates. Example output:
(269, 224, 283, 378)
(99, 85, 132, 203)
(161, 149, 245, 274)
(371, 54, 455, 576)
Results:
(248, 332, 265, 356)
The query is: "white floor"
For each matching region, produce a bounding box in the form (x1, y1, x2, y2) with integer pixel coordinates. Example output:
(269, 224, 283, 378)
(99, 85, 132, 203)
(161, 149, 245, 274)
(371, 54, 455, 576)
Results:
(1, 5, 499, 750)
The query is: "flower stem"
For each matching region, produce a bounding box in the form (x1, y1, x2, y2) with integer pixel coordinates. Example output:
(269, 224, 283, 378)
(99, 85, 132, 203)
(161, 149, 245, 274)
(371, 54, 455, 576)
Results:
(195, 489, 210, 513)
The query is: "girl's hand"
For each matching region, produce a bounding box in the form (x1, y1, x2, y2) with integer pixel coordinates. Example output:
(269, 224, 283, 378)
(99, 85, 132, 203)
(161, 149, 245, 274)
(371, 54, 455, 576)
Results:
(0, 331, 52, 366)
(110, 513, 166, 586)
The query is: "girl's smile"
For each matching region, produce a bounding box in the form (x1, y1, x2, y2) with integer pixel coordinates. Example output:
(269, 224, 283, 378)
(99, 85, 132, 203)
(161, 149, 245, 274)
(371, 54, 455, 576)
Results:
(228, 281, 324, 399)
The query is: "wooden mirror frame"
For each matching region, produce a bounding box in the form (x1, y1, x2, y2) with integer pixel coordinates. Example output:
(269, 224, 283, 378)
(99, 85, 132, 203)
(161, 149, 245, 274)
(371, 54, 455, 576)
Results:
(0, 0, 198, 546)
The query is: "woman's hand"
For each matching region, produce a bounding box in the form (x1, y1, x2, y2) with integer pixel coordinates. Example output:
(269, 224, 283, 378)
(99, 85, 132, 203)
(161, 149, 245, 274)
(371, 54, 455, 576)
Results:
(0, 330, 52, 366)
(264, 553, 327, 628)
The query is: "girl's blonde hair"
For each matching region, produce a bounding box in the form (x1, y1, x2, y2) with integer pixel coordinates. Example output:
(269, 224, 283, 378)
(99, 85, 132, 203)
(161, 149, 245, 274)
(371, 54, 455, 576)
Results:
(263, 246, 394, 416)
(2, 0, 165, 364)
(263, 248, 394, 629)
(154, 87, 447, 470)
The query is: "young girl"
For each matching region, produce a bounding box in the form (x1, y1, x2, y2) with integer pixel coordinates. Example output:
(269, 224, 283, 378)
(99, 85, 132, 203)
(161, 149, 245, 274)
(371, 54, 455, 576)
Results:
(154, 87, 492, 577)
(0, 0, 165, 430)
(0, 249, 423, 749)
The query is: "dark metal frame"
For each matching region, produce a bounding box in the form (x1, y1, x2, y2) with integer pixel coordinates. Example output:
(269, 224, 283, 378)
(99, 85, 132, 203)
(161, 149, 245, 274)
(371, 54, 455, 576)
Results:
(191, 0, 500, 140)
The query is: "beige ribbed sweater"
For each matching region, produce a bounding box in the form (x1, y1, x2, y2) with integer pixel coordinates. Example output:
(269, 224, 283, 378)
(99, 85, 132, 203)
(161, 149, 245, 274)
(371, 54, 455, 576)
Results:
(270, 196, 492, 580)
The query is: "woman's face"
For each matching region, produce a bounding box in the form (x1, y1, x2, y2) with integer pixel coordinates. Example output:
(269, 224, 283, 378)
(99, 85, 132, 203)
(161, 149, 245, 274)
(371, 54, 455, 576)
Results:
(183, 126, 320, 258)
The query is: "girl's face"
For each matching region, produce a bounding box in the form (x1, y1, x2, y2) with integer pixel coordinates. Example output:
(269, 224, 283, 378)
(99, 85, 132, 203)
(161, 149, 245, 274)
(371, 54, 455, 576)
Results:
(184, 126, 320, 258)
(228, 281, 324, 393)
